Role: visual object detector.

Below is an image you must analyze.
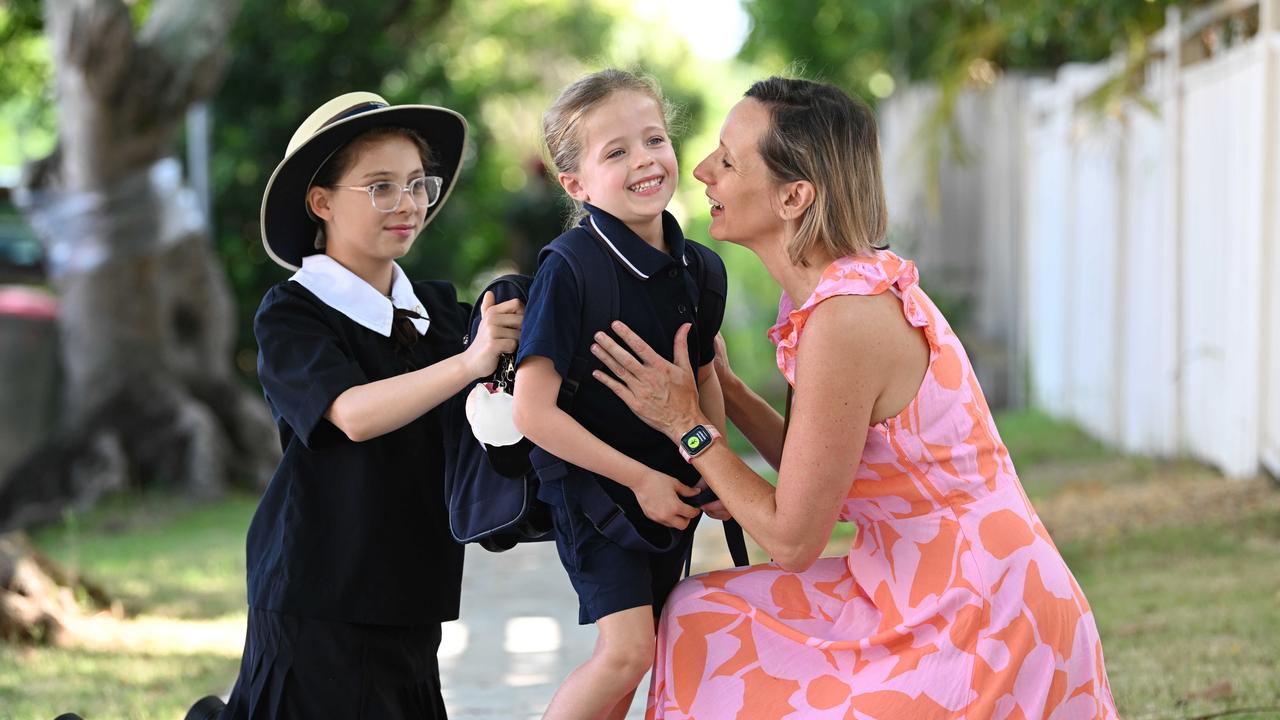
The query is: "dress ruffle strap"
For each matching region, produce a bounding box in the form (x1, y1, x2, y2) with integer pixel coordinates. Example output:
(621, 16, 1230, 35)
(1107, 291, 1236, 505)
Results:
(768, 251, 928, 385)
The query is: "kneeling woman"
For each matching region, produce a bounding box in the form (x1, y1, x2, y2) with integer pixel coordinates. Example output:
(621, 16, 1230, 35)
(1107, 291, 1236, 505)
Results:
(221, 93, 522, 719)
(593, 77, 1118, 719)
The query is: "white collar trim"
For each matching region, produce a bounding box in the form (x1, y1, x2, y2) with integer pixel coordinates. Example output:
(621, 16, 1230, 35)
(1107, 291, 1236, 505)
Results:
(290, 255, 430, 337)
(587, 216, 690, 281)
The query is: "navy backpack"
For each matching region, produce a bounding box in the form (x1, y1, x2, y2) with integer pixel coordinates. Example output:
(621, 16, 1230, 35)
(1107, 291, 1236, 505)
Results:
(441, 223, 749, 566)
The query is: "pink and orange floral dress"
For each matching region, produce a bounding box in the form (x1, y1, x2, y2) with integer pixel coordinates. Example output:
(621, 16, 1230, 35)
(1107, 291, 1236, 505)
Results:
(645, 251, 1117, 719)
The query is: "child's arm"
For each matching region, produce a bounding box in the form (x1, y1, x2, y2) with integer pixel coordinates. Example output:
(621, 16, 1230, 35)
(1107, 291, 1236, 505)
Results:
(326, 293, 522, 442)
(512, 356, 700, 530)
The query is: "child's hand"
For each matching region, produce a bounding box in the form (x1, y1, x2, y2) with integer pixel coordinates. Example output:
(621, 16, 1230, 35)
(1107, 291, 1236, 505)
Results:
(693, 479, 733, 521)
(633, 470, 701, 529)
(464, 291, 523, 378)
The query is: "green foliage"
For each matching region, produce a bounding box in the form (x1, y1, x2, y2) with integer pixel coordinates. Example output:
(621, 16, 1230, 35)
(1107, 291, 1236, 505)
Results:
(0, 0, 55, 169)
(212, 0, 715, 372)
(736, 1, 1213, 207)
(739, 0, 1199, 102)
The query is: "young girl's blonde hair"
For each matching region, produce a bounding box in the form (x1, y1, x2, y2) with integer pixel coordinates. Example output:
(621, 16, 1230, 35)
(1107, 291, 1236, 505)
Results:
(542, 69, 679, 224)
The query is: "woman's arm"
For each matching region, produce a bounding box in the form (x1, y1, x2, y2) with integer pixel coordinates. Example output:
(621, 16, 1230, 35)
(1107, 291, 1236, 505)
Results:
(688, 300, 879, 570)
(325, 293, 522, 442)
(511, 357, 700, 530)
(694, 362, 733, 520)
(593, 299, 893, 572)
(713, 334, 786, 470)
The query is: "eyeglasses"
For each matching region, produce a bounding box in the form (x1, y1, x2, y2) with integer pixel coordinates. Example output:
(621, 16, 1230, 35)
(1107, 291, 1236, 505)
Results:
(332, 176, 443, 213)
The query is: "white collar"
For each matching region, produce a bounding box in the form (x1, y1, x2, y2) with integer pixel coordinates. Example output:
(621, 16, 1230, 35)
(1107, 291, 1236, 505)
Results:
(290, 254, 430, 337)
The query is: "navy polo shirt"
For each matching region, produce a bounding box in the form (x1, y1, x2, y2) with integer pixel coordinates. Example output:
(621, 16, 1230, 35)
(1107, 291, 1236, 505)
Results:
(249, 278, 469, 627)
(516, 204, 725, 534)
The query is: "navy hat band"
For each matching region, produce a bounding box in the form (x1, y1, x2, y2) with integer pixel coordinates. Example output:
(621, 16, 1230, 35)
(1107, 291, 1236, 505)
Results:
(321, 101, 389, 129)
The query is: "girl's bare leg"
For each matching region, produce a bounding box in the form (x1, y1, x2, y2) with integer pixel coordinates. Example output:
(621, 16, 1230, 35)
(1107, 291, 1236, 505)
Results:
(542, 606, 655, 720)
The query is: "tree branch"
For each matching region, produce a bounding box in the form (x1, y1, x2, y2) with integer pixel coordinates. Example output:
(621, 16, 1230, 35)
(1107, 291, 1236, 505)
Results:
(137, 0, 242, 112)
(44, 0, 136, 102)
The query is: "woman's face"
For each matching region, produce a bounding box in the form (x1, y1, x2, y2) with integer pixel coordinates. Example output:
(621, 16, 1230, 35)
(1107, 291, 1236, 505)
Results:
(692, 98, 782, 247)
(311, 134, 428, 265)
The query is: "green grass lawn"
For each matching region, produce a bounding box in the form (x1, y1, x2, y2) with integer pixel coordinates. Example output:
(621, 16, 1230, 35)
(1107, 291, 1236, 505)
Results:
(999, 410, 1280, 719)
(0, 494, 258, 720)
(1, 410, 1277, 719)
(1064, 511, 1280, 720)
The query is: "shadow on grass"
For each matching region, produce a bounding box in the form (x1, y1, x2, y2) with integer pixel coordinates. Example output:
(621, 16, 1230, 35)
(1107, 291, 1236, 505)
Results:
(31, 492, 258, 620)
(0, 643, 239, 720)
(4, 492, 257, 718)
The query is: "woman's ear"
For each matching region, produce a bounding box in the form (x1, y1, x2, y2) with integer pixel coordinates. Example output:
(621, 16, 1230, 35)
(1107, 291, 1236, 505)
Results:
(777, 180, 816, 221)
(308, 186, 334, 221)
(558, 172, 589, 203)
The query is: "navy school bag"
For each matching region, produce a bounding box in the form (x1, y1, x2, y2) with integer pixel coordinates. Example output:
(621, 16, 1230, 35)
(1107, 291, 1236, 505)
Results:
(441, 223, 749, 566)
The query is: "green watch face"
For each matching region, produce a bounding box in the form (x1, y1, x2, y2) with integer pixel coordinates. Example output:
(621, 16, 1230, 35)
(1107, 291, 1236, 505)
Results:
(682, 426, 713, 454)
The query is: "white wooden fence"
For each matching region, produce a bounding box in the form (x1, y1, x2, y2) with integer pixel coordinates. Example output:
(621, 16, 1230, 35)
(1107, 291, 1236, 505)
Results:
(881, 0, 1279, 478)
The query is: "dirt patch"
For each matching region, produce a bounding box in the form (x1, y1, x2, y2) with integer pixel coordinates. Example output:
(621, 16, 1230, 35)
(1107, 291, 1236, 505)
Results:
(1029, 463, 1280, 545)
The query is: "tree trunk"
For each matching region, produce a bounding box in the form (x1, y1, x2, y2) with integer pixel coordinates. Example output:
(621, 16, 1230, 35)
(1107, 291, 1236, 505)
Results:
(0, 531, 116, 644)
(0, 0, 277, 636)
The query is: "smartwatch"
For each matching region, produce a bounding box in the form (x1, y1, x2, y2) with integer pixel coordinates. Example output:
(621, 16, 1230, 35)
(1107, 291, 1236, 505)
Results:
(678, 424, 721, 462)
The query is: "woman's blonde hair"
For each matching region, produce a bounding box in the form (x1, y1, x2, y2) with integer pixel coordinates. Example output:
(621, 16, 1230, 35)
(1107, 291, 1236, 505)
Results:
(745, 77, 888, 264)
(542, 68, 679, 224)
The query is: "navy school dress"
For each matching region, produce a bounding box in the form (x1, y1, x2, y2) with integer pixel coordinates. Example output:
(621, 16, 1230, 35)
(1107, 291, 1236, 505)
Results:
(516, 203, 726, 625)
(223, 254, 469, 720)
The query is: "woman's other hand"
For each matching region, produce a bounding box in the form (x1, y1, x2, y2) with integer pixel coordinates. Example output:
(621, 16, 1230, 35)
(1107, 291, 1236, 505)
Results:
(711, 332, 738, 388)
(463, 291, 523, 378)
(591, 321, 703, 441)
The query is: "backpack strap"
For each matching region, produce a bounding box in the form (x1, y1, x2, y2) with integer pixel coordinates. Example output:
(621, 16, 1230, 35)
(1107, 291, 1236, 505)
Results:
(538, 227, 619, 410)
(684, 240, 727, 366)
(681, 242, 749, 568)
(721, 519, 749, 567)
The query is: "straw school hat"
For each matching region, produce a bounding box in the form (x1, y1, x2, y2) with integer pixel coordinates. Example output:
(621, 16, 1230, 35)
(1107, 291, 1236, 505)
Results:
(260, 91, 468, 271)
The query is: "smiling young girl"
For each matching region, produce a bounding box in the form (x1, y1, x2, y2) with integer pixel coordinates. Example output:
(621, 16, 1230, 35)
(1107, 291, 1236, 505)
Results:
(510, 69, 728, 720)
(212, 92, 522, 719)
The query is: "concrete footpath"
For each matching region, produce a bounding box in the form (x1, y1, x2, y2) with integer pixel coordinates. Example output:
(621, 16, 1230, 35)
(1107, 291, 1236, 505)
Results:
(439, 518, 764, 719)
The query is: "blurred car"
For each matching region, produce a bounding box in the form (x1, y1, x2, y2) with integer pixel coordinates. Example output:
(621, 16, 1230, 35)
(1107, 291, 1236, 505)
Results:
(0, 184, 44, 284)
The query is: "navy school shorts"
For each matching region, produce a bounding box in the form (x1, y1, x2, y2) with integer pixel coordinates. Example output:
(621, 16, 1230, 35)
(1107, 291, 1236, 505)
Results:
(550, 499, 701, 625)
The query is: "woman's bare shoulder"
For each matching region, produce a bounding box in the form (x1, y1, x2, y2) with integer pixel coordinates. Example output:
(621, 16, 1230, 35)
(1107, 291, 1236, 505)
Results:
(803, 293, 904, 351)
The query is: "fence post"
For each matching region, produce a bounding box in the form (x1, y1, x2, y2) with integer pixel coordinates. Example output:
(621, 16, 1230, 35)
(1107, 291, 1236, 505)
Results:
(1259, 0, 1280, 476)
(1163, 6, 1186, 453)
(186, 102, 212, 237)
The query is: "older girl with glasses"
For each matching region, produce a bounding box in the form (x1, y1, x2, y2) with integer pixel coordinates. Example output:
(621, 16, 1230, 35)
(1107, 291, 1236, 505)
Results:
(198, 91, 523, 720)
